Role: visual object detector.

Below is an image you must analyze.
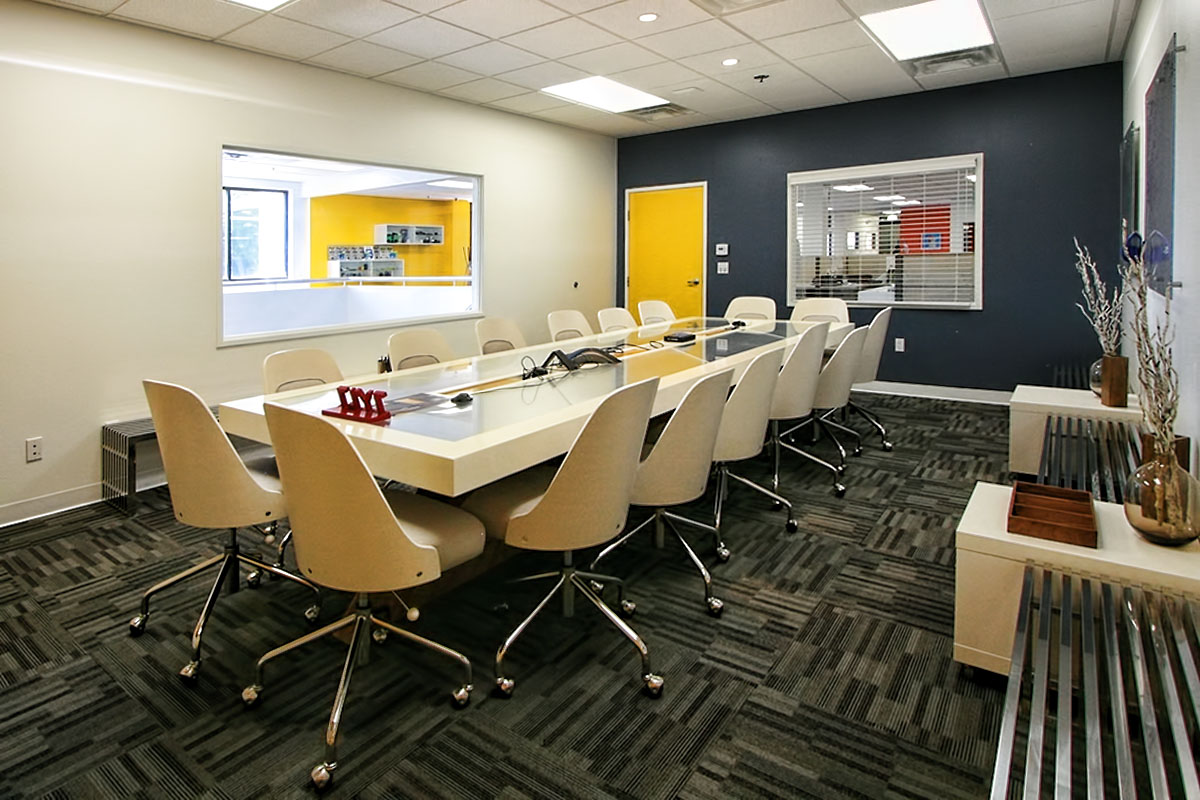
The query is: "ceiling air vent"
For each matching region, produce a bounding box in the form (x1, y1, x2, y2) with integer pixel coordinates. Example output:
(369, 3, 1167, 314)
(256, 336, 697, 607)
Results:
(621, 103, 696, 122)
(690, 0, 779, 14)
(903, 45, 1001, 77)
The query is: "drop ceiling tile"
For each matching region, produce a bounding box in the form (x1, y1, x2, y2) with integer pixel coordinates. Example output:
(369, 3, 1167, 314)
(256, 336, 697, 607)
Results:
(655, 77, 772, 115)
(542, 0, 618, 11)
(112, 0, 260, 40)
(610, 61, 704, 91)
(486, 92, 571, 113)
(915, 62, 1009, 89)
(637, 19, 751, 60)
(377, 60, 481, 91)
(718, 61, 845, 110)
(393, 0, 461, 11)
(438, 41, 545, 74)
(533, 103, 652, 136)
(35, 0, 124, 12)
(724, 0, 850, 39)
(678, 42, 778, 76)
(438, 77, 529, 102)
(560, 42, 665, 74)
(219, 15, 351, 60)
(763, 21, 874, 60)
(431, 0, 568, 39)
(305, 40, 423, 76)
(791, 44, 919, 102)
(277, 0, 416, 38)
(502, 18, 622, 59)
(496, 61, 590, 90)
(840, 0, 925, 13)
(582, 0, 713, 40)
(992, 0, 1109, 75)
(982, 0, 1097, 20)
(367, 16, 488, 59)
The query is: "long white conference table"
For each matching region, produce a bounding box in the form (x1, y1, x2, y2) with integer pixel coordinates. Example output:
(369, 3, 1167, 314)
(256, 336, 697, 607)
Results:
(219, 317, 853, 497)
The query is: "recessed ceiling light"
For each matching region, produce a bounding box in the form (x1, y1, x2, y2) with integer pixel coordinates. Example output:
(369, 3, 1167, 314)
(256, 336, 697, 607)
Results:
(832, 183, 873, 192)
(892, 199, 922, 206)
(873, 194, 905, 201)
(861, 0, 993, 61)
(722, 58, 739, 67)
(638, 13, 658, 22)
(795, 202, 804, 207)
(541, 76, 667, 113)
(227, 0, 291, 10)
(429, 179, 474, 189)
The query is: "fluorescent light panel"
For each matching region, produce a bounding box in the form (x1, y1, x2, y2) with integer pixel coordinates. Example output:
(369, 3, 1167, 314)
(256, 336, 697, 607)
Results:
(541, 76, 667, 113)
(893, 199, 922, 206)
(873, 194, 905, 201)
(428, 179, 474, 189)
(832, 183, 873, 192)
(228, 0, 290, 10)
(861, 0, 993, 61)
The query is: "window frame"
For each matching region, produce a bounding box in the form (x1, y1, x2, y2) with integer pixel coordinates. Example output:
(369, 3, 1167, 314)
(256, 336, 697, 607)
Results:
(222, 186, 290, 282)
(786, 152, 984, 311)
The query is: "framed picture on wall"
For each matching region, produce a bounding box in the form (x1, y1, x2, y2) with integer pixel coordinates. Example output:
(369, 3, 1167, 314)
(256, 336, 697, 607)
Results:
(1143, 34, 1177, 295)
(1120, 122, 1139, 235)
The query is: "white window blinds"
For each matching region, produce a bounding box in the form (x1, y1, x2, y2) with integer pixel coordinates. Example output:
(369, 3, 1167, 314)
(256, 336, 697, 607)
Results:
(787, 153, 983, 310)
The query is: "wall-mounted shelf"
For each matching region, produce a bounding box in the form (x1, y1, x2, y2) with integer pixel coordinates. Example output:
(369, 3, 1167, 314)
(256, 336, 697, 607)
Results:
(374, 223, 444, 245)
(332, 259, 404, 278)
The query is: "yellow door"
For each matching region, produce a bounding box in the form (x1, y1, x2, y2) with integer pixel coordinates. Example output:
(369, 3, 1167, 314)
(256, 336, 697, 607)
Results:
(628, 185, 705, 320)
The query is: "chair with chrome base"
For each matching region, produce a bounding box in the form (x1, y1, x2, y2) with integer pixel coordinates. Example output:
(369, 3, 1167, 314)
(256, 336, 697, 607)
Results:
(779, 326, 869, 497)
(724, 296, 777, 321)
(247, 402, 485, 792)
(476, 316, 527, 354)
(847, 307, 894, 451)
(597, 306, 638, 333)
(547, 309, 595, 342)
(388, 328, 456, 370)
(589, 369, 733, 617)
(262, 348, 343, 394)
(710, 347, 792, 562)
(131, 381, 321, 684)
(462, 378, 662, 699)
(766, 322, 832, 495)
(637, 299, 676, 325)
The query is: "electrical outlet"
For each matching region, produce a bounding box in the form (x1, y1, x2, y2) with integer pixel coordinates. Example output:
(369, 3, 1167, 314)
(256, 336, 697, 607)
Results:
(894, 337, 905, 353)
(717, 261, 729, 274)
(715, 243, 729, 256)
(25, 437, 43, 462)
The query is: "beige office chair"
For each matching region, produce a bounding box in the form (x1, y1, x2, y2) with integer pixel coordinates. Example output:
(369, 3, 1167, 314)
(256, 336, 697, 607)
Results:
(247, 403, 485, 791)
(589, 370, 733, 616)
(637, 300, 676, 325)
(597, 306, 638, 333)
(723, 296, 777, 321)
(131, 381, 320, 684)
(780, 326, 869, 496)
(790, 297, 849, 323)
(547, 309, 594, 342)
(462, 378, 663, 699)
(388, 328, 456, 370)
(262, 348, 343, 394)
(710, 347, 792, 562)
(475, 316, 527, 354)
(767, 322, 831, 496)
(848, 308, 894, 451)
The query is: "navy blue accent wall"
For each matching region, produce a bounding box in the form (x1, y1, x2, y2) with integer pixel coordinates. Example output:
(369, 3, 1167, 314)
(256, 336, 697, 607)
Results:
(617, 63, 1123, 391)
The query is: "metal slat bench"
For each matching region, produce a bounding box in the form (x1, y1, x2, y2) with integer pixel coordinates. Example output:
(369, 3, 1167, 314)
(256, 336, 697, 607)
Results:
(1036, 415, 1143, 503)
(992, 565, 1200, 799)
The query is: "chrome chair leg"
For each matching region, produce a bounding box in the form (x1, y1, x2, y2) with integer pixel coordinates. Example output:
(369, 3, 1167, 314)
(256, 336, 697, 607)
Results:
(726, 471, 798, 533)
(588, 515, 653, 572)
(771, 421, 783, 496)
(816, 418, 848, 466)
(179, 550, 237, 684)
(238, 553, 321, 622)
(821, 414, 862, 452)
(243, 613, 357, 704)
(780, 440, 846, 497)
(663, 518, 723, 616)
(572, 575, 663, 697)
(575, 570, 634, 615)
(274, 528, 293, 569)
(507, 571, 563, 585)
(849, 401, 893, 451)
(371, 615, 473, 707)
(309, 615, 368, 791)
(128, 552, 225, 636)
(495, 574, 566, 697)
(712, 466, 730, 561)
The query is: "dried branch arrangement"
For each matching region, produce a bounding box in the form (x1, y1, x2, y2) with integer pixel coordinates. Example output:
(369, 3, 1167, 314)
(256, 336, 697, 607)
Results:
(1073, 238, 1123, 355)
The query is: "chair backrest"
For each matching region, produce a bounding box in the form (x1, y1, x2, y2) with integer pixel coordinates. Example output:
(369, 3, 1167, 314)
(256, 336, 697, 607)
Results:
(597, 306, 638, 333)
(632, 370, 732, 508)
(813, 326, 869, 409)
(854, 307, 892, 384)
(262, 348, 343, 394)
(264, 403, 442, 593)
(143, 380, 284, 528)
(790, 297, 849, 323)
(770, 321, 830, 421)
(505, 378, 659, 551)
(724, 296, 777, 321)
(637, 300, 676, 325)
(547, 309, 594, 342)
(713, 347, 785, 463)
(476, 316, 527, 354)
(388, 328, 456, 371)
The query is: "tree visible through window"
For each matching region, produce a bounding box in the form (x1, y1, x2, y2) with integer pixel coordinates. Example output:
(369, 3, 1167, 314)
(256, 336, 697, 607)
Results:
(224, 187, 288, 280)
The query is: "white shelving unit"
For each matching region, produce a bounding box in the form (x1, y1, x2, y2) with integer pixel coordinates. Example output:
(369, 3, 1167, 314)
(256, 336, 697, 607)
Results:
(374, 223, 444, 245)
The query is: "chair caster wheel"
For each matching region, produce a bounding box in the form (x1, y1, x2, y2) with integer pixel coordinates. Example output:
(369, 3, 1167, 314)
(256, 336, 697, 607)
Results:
(494, 677, 515, 698)
(834, 484, 846, 498)
(716, 546, 731, 562)
(785, 519, 798, 533)
(707, 597, 724, 617)
(771, 500, 783, 510)
(588, 579, 605, 595)
(619, 599, 637, 619)
(835, 465, 846, 475)
(245, 570, 262, 589)
(310, 763, 334, 792)
(451, 685, 472, 709)
(241, 684, 262, 708)
(128, 614, 147, 638)
(372, 628, 387, 644)
(882, 441, 894, 452)
(852, 448, 862, 457)
(642, 673, 664, 699)
(178, 661, 200, 685)
(304, 605, 320, 624)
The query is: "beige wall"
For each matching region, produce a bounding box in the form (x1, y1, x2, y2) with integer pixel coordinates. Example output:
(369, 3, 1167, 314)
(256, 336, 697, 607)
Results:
(0, 0, 617, 523)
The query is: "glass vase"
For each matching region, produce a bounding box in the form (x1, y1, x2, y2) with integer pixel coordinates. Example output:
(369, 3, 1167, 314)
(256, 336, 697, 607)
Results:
(1088, 358, 1103, 396)
(1124, 458, 1200, 546)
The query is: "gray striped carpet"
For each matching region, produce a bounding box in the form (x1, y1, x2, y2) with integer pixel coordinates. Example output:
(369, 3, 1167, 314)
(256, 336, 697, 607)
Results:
(0, 394, 1010, 799)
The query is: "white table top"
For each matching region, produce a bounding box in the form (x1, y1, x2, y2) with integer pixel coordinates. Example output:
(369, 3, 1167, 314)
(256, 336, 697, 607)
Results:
(1009, 384, 1141, 419)
(220, 317, 852, 497)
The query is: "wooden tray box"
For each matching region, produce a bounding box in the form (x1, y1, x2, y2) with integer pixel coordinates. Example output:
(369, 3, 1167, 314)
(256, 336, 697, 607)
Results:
(1006, 482, 1097, 548)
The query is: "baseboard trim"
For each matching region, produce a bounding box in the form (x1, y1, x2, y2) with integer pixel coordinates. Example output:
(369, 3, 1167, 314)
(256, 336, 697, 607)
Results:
(855, 381, 1012, 406)
(0, 483, 102, 528)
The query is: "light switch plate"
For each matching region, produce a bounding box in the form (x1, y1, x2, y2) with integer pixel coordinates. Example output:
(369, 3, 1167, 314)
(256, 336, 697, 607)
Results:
(717, 261, 729, 274)
(715, 243, 729, 256)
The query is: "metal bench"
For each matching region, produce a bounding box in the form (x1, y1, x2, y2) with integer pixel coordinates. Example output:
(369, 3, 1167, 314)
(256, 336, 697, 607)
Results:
(991, 565, 1200, 798)
(1036, 415, 1142, 503)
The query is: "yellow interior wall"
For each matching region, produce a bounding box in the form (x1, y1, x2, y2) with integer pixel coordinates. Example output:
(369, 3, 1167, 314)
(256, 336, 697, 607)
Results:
(309, 195, 472, 279)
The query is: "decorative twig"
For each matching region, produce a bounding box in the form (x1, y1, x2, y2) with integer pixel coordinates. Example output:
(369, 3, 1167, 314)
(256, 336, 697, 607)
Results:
(1073, 238, 1123, 355)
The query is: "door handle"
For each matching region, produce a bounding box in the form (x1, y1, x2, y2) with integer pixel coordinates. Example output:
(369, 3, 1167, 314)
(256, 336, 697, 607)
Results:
(686, 279, 700, 286)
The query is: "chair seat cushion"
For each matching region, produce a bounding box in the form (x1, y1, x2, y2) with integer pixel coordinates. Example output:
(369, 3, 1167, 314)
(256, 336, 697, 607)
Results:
(460, 466, 556, 543)
(384, 491, 485, 570)
(241, 455, 287, 519)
